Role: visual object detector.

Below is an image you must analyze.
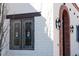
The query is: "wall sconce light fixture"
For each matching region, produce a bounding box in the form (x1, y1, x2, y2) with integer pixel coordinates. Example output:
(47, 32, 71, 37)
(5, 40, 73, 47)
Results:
(70, 25, 74, 32)
(55, 18, 61, 30)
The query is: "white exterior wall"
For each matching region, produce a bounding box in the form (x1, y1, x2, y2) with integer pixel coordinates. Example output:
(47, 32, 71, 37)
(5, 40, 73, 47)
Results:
(1, 3, 53, 56)
(53, 3, 79, 56)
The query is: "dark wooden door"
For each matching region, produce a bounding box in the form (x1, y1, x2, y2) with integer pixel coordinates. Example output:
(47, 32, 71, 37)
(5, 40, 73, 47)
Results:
(62, 10, 70, 56)
(10, 19, 22, 49)
(22, 18, 34, 50)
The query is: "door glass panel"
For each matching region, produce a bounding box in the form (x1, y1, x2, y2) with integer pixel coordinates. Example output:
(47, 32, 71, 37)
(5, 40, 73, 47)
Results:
(14, 23, 20, 45)
(76, 25, 79, 42)
(25, 22, 31, 46)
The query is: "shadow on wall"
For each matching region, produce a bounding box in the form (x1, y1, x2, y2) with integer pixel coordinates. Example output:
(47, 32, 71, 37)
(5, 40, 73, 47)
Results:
(29, 3, 53, 56)
(35, 16, 53, 56)
(2, 3, 53, 56)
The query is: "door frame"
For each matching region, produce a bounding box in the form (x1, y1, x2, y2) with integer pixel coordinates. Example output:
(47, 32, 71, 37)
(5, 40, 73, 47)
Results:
(59, 4, 70, 56)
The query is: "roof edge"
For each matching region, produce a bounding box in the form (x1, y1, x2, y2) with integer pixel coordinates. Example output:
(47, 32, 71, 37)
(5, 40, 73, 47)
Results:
(72, 3, 79, 12)
(6, 12, 41, 19)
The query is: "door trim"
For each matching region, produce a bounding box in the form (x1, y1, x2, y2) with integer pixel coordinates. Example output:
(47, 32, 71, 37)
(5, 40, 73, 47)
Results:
(59, 4, 70, 56)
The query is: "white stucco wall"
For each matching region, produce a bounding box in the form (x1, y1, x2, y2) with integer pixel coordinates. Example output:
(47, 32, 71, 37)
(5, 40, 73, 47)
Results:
(1, 3, 53, 56)
(53, 3, 79, 56)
